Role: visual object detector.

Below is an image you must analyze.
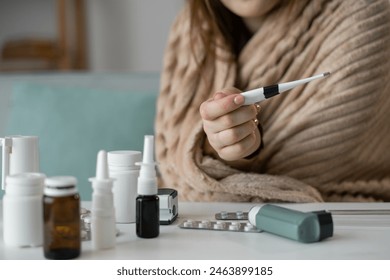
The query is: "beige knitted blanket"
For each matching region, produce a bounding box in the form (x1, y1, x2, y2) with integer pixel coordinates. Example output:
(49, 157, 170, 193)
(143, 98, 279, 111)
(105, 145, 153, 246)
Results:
(155, 0, 390, 202)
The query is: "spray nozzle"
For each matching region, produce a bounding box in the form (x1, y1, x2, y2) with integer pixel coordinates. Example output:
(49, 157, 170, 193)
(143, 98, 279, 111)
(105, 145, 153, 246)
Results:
(142, 135, 155, 165)
(89, 150, 114, 184)
(136, 135, 157, 176)
(96, 150, 109, 180)
(136, 135, 158, 195)
(1, 137, 13, 190)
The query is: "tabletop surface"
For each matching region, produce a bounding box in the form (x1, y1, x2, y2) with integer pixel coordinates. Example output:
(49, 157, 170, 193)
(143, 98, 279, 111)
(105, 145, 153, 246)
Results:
(1, 201, 390, 260)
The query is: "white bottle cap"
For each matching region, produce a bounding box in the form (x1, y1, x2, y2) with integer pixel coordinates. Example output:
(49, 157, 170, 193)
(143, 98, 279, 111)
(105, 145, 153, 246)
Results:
(107, 151, 142, 169)
(5, 173, 45, 196)
(44, 176, 78, 197)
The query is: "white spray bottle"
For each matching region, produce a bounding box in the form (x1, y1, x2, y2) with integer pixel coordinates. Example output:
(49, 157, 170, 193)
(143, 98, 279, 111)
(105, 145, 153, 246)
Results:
(89, 150, 116, 249)
(136, 135, 159, 238)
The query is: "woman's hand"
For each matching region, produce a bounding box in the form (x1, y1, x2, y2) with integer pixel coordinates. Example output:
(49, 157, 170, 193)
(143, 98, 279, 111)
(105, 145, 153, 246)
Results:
(199, 87, 261, 161)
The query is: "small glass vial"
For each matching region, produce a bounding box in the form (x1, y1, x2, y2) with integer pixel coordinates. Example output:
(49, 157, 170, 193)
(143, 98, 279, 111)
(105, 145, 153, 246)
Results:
(43, 176, 81, 259)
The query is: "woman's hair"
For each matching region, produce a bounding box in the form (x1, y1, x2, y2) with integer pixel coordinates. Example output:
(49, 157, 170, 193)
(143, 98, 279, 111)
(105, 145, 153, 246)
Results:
(188, 0, 252, 67)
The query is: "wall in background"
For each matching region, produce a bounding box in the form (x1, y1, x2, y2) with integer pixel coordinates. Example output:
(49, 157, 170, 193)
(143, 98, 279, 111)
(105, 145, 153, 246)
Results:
(0, 0, 184, 72)
(87, 0, 183, 72)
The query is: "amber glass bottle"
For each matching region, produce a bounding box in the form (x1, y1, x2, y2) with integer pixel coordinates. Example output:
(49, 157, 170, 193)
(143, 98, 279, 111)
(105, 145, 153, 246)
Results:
(43, 176, 81, 260)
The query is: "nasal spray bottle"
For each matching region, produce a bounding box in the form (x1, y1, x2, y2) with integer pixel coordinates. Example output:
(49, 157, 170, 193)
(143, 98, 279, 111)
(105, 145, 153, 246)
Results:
(89, 150, 116, 249)
(136, 135, 159, 238)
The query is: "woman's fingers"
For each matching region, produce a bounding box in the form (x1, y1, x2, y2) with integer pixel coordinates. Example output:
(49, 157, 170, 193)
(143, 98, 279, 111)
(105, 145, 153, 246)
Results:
(200, 94, 242, 120)
(200, 87, 262, 160)
(218, 128, 261, 161)
(203, 103, 258, 134)
(209, 120, 258, 149)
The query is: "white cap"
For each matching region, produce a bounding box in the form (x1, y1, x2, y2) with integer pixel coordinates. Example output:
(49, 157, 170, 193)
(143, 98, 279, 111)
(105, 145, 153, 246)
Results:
(248, 205, 263, 226)
(6, 172, 45, 186)
(107, 151, 142, 166)
(137, 135, 157, 195)
(44, 176, 78, 197)
(5, 173, 45, 196)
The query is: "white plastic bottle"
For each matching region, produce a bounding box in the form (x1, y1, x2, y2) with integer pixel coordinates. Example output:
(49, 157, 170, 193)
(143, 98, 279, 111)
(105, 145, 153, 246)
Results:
(107, 150, 142, 223)
(3, 172, 45, 247)
(89, 150, 116, 250)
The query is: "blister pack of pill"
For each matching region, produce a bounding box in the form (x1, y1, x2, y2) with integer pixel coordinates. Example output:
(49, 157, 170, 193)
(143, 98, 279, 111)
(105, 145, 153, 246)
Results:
(179, 219, 262, 233)
(80, 208, 92, 241)
(215, 211, 249, 220)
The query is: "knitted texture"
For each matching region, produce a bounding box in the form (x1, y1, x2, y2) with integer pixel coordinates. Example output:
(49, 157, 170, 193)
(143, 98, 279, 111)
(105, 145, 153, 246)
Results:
(156, 0, 390, 202)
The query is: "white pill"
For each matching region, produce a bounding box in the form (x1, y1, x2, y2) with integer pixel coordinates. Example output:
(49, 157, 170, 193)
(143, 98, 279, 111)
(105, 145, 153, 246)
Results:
(216, 221, 226, 226)
(183, 220, 194, 227)
(81, 230, 88, 239)
(229, 224, 240, 231)
(220, 211, 228, 218)
(244, 224, 255, 231)
(83, 216, 91, 224)
(200, 220, 211, 227)
(214, 223, 225, 230)
(198, 223, 208, 228)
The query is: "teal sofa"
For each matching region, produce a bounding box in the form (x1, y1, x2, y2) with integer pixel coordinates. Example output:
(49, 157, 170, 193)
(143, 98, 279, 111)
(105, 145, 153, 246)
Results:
(0, 72, 160, 200)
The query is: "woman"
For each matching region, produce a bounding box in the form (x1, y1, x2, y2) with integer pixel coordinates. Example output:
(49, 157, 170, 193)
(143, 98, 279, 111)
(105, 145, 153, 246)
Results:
(155, 0, 390, 202)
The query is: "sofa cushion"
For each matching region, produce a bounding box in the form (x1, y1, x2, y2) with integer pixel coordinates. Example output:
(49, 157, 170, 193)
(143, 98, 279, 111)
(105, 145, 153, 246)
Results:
(3, 78, 158, 200)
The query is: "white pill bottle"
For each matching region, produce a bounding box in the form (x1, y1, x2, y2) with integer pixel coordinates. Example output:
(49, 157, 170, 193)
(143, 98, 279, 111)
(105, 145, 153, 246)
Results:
(3, 173, 45, 247)
(107, 150, 141, 223)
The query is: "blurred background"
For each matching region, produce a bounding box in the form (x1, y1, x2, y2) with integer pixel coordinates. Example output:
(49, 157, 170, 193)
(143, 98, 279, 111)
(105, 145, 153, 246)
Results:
(0, 0, 185, 199)
(0, 0, 184, 73)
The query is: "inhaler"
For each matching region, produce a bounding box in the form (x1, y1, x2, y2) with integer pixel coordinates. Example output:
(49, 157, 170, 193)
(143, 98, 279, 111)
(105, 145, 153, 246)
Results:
(248, 204, 333, 243)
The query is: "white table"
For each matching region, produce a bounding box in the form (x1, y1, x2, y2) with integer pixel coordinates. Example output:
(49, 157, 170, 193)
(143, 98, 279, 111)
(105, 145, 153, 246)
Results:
(1, 201, 390, 260)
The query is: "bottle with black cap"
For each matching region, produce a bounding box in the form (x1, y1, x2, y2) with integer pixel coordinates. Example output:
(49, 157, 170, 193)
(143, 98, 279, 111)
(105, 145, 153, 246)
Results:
(248, 204, 333, 243)
(135, 135, 159, 238)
